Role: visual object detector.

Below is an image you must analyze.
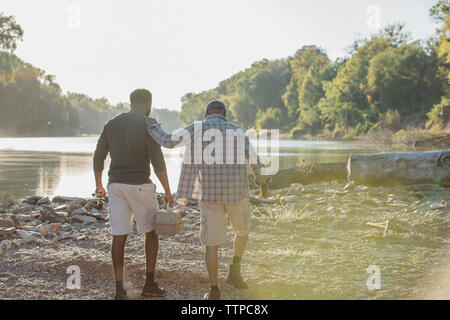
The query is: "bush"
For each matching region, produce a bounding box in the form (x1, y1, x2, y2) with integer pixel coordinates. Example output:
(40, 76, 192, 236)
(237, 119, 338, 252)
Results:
(426, 97, 449, 128)
(379, 109, 402, 131)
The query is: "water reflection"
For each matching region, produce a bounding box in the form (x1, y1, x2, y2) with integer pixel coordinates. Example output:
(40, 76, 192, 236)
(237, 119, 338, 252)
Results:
(0, 137, 380, 202)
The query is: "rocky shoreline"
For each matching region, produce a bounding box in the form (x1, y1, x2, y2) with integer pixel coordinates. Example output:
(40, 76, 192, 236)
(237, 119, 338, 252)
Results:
(0, 194, 200, 256)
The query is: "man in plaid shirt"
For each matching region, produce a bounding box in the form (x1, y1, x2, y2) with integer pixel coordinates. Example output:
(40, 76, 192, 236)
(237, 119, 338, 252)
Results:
(146, 100, 267, 300)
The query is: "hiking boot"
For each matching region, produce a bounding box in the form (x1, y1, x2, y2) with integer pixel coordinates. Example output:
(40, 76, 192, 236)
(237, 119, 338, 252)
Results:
(204, 288, 221, 300)
(226, 263, 248, 289)
(141, 282, 168, 297)
(114, 288, 128, 300)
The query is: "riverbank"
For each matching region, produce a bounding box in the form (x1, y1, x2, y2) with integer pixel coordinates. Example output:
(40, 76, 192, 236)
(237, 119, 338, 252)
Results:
(0, 182, 449, 300)
(291, 128, 450, 150)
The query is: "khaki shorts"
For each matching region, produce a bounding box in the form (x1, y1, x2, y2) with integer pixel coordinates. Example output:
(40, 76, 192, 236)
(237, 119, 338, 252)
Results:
(198, 197, 250, 246)
(107, 183, 159, 236)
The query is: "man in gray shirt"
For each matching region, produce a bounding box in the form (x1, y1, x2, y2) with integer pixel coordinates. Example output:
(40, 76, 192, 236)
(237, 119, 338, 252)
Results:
(93, 89, 173, 300)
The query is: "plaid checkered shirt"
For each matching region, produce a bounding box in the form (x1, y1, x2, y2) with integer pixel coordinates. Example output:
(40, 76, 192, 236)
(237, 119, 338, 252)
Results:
(146, 114, 263, 204)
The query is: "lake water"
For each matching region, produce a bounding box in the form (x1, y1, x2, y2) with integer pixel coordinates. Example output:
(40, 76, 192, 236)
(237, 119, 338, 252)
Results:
(0, 136, 381, 202)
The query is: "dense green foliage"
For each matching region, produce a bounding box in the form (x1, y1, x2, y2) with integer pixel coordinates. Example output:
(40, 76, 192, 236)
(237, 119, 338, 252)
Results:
(151, 108, 181, 132)
(0, 12, 180, 137)
(179, 3, 449, 138)
(0, 14, 180, 137)
(1, 2, 448, 138)
(0, 51, 180, 136)
(0, 51, 127, 136)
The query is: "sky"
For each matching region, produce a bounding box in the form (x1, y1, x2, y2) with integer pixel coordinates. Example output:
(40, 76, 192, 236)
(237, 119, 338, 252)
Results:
(2, 0, 439, 110)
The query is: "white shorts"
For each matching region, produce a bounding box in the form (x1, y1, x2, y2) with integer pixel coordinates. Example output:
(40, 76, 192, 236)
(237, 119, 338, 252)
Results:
(198, 197, 250, 246)
(107, 183, 160, 236)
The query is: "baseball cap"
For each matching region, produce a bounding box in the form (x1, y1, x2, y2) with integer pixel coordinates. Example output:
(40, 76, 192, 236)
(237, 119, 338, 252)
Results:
(206, 100, 226, 113)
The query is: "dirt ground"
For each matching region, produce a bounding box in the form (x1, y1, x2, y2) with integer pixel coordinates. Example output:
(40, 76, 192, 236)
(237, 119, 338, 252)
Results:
(0, 183, 449, 300)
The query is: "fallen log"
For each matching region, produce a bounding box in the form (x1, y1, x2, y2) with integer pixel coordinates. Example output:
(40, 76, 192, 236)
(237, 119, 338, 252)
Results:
(348, 150, 450, 187)
(249, 162, 347, 190)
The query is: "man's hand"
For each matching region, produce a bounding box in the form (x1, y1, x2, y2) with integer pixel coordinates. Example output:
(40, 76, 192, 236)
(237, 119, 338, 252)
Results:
(165, 193, 174, 208)
(254, 175, 271, 198)
(155, 171, 173, 208)
(95, 185, 107, 198)
(254, 174, 271, 187)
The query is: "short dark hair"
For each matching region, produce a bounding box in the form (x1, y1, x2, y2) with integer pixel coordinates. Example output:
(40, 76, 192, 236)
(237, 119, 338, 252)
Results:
(130, 89, 152, 107)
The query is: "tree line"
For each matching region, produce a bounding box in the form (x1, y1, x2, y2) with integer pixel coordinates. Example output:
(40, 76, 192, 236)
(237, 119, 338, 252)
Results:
(179, 1, 449, 139)
(1, 1, 448, 138)
(0, 13, 179, 137)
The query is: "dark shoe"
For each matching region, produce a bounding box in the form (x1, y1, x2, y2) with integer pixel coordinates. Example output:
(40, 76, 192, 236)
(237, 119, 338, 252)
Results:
(141, 282, 168, 297)
(226, 264, 248, 289)
(204, 288, 221, 300)
(114, 288, 128, 300)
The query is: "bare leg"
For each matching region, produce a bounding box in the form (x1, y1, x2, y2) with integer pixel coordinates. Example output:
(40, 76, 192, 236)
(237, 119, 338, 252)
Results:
(112, 235, 127, 281)
(227, 234, 249, 289)
(205, 246, 220, 286)
(145, 230, 159, 273)
(234, 234, 248, 258)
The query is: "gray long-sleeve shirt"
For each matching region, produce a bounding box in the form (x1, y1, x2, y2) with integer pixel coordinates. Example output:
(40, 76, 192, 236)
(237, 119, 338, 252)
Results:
(93, 111, 166, 185)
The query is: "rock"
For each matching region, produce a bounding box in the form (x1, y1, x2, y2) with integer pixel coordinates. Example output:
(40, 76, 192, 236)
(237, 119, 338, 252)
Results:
(67, 199, 88, 215)
(39, 206, 64, 223)
(71, 207, 89, 216)
(0, 199, 15, 209)
(249, 195, 279, 205)
(14, 214, 33, 223)
(290, 183, 305, 191)
(16, 229, 43, 245)
(89, 208, 100, 214)
(0, 239, 17, 251)
(33, 205, 43, 211)
(54, 205, 68, 212)
(0, 227, 16, 240)
(13, 206, 33, 214)
(71, 215, 97, 224)
(429, 201, 447, 210)
(52, 196, 83, 203)
(0, 219, 14, 228)
(16, 229, 41, 239)
(10, 216, 21, 228)
(22, 226, 39, 232)
(24, 196, 42, 204)
(38, 223, 62, 235)
(61, 224, 73, 232)
(37, 197, 51, 205)
(88, 211, 107, 222)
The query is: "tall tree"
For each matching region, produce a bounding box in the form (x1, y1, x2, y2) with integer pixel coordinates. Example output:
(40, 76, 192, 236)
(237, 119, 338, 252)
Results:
(0, 13, 24, 52)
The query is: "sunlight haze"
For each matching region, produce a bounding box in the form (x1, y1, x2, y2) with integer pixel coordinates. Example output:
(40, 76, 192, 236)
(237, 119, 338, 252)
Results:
(2, 0, 438, 110)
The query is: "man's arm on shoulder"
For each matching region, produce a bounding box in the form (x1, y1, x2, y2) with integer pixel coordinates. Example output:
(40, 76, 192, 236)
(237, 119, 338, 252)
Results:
(145, 117, 193, 149)
(93, 124, 109, 197)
